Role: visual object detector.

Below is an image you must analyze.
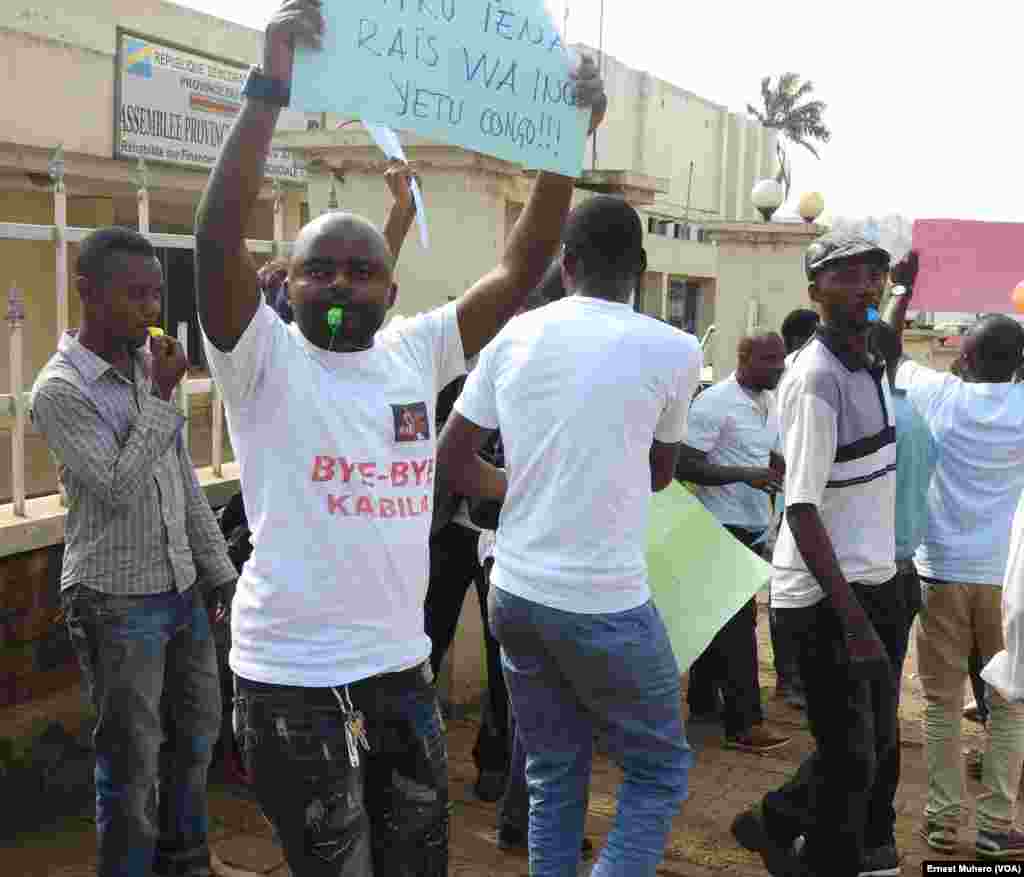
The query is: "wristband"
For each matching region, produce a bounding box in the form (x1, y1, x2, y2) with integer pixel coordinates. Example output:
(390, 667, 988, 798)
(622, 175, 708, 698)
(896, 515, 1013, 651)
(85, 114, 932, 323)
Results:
(241, 66, 291, 107)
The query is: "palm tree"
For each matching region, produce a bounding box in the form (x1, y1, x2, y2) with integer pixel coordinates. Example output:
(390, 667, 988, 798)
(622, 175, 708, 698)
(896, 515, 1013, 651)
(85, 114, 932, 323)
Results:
(747, 73, 831, 200)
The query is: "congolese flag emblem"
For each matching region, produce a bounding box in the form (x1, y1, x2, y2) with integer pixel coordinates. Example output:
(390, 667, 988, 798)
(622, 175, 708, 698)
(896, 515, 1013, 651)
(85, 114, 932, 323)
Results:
(124, 39, 154, 79)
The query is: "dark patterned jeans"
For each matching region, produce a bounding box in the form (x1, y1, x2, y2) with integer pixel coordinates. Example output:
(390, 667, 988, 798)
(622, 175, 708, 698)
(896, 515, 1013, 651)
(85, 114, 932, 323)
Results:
(62, 585, 221, 877)
(233, 662, 448, 877)
(762, 578, 906, 876)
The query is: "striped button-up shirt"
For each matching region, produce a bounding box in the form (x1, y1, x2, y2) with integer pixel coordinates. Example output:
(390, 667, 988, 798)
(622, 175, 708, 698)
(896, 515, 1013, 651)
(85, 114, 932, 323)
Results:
(30, 333, 235, 596)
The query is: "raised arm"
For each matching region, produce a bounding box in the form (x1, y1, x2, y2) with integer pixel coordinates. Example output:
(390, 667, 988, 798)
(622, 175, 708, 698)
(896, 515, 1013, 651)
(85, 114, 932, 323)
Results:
(881, 249, 918, 336)
(456, 58, 608, 359)
(383, 162, 418, 263)
(195, 0, 323, 351)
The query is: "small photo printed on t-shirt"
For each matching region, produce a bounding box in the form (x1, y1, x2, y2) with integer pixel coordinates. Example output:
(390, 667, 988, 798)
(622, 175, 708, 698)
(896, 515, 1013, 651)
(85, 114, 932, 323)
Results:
(392, 402, 431, 442)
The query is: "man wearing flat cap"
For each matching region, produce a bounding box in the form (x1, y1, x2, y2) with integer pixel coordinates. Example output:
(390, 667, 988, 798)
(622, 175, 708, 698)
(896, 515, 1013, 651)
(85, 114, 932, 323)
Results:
(731, 232, 909, 877)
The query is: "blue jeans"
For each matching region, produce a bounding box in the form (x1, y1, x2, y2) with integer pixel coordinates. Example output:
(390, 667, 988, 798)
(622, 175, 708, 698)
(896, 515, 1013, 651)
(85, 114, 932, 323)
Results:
(498, 716, 530, 835)
(62, 585, 221, 877)
(233, 662, 448, 877)
(489, 588, 692, 877)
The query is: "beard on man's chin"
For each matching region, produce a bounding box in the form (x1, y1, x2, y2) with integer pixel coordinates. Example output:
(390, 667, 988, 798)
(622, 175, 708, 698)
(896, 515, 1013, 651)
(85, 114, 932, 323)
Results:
(342, 302, 389, 345)
(300, 300, 389, 349)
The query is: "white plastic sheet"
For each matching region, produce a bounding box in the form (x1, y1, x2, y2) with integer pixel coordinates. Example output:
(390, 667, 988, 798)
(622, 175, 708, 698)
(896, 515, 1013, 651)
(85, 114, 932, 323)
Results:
(982, 490, 1024, 701)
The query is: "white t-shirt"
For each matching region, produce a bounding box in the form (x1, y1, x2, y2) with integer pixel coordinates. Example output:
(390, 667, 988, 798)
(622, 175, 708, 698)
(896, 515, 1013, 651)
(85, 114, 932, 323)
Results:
(686, 372, 780, 531)
(896, 359, 1024, 585)
(455, 295, 702, 614)
(203, 302, 465, 687)
(771, 332, 896, 608)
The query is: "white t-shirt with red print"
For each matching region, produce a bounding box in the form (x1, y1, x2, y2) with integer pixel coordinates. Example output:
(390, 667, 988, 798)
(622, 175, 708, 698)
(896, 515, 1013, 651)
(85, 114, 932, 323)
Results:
(203, 302, 465, 687)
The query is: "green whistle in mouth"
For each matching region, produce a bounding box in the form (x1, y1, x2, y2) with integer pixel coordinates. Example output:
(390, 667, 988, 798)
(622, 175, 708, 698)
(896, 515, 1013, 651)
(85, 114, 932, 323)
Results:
(327, 306, 344, 332)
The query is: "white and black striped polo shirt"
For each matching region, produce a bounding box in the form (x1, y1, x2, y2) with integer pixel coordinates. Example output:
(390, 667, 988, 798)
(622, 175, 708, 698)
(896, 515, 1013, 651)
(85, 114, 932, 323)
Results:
(771, 327, 897, 609)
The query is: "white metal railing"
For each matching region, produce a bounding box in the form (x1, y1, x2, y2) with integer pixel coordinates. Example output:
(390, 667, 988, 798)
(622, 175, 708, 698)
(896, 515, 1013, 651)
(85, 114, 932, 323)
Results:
(3, 153, 293, 517)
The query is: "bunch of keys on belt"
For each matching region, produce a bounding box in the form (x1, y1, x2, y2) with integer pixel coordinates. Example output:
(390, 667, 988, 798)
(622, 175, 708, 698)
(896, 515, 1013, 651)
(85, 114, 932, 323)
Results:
(332, 686, 370, 767)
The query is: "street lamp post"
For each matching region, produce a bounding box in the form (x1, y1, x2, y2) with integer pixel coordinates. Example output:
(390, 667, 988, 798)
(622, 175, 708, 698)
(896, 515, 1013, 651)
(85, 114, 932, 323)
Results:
(798, 191, 825, 224)
(751, 179, 784, 222)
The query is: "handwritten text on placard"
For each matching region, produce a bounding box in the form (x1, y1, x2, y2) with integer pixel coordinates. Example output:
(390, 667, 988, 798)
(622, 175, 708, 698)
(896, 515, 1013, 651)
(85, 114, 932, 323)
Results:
(292, 0, 588, 177)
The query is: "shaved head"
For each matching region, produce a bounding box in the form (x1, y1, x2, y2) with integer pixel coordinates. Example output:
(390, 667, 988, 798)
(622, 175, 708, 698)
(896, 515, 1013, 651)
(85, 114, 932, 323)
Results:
(290, 212, 393, 273)
(962, 314, 1024, 382)
(736, 330, 786, 391)
(737, 329, 785, 361)
(285, 211, 398, 352)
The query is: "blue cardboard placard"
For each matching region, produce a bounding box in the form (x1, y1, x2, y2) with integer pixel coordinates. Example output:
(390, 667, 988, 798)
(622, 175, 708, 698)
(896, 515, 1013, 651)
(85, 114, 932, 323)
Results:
(291, 0, 588, 177)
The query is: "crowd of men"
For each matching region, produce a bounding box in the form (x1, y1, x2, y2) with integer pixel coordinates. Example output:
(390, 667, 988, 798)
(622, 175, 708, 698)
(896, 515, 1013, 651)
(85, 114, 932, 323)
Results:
(25, 2, 1024, 876)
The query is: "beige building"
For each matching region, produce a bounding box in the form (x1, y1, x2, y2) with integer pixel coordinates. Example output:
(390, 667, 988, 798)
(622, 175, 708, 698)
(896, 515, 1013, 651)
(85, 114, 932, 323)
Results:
(0, 0, 830, 511)
(0, 0, 843, 705)
(284, 47, 804, 372)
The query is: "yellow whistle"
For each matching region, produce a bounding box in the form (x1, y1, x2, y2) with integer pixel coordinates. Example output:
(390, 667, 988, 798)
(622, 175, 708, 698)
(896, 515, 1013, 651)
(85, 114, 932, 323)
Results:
(147, 327, 165, 338)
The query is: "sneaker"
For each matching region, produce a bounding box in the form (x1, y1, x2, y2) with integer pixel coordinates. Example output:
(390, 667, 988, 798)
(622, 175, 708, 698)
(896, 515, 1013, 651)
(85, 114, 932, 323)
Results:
(205, 852, 264, 872)
(474, 769, 507, 803)
(725, 727, 792, 754)
(731, 804, 809, 876)
(497, 824, 593, 860)
(210, 851, 267, 877)
(965, 747, 984, 781)
(919, 819, 958, 854)
(858, 844, 901, 877)
(977, 827, 1024, 859)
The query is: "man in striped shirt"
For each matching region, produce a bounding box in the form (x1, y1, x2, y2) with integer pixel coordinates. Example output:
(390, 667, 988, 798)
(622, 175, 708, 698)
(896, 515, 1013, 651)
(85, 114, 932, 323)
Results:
(30, 227, 237, 877)
(732, 232, 905, 877)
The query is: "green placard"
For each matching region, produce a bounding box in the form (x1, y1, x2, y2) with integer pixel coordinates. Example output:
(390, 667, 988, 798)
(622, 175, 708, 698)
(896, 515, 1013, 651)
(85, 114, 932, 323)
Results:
(647, 482, 773, 671)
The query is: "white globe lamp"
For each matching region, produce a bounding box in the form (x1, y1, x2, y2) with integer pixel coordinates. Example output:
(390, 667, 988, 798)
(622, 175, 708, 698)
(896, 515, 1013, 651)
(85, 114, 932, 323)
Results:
(751, 179, 785, 222)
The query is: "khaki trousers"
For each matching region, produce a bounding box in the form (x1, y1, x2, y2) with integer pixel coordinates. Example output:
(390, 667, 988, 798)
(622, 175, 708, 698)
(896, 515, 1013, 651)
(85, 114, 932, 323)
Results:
(917, 579, 1024, 832)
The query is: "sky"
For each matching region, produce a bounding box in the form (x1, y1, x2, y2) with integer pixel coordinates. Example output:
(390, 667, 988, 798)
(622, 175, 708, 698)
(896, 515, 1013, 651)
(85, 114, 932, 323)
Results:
(171, 0, 1023, 224)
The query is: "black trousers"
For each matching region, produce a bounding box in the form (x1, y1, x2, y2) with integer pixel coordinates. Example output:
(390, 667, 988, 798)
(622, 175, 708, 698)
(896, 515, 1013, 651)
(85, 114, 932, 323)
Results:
(762, 578, 907, 877)
(686, 525, 765, 737)
(424, 521, 510, 774)
(769, 598, 805, 692)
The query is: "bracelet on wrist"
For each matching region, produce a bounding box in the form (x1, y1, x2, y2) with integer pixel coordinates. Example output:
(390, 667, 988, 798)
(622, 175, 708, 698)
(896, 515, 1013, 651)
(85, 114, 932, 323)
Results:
(241, 65, 291, 107)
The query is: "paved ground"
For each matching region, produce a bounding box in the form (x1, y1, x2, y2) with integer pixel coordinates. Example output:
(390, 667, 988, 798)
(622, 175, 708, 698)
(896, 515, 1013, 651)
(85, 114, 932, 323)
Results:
(1, 594, 996, 876)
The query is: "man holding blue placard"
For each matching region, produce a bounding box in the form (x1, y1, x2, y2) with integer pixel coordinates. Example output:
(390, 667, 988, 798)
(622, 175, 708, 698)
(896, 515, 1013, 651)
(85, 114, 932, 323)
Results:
(193, 1, 606, 875)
